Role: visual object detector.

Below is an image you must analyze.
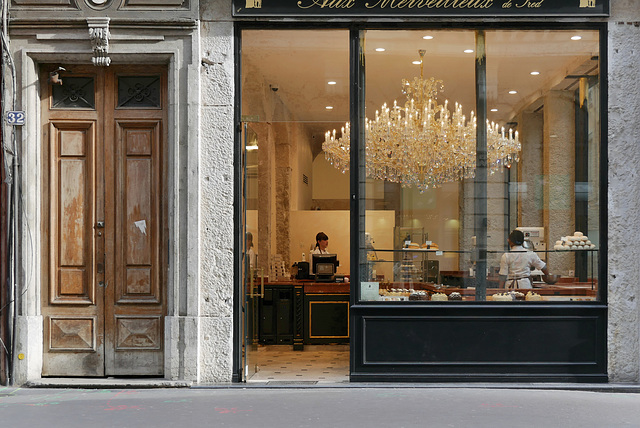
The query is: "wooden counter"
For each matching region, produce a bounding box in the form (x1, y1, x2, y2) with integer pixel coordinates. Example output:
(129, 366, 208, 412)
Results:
(259, 280, 350, 349)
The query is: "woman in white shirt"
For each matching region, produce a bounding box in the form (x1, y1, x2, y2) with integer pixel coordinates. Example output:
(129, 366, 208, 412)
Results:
(311, 232, 330, 255)
(499, 229, 551, 289)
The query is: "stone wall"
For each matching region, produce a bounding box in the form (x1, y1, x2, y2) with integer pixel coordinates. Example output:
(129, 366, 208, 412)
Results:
(607, 3, 640, 382)
(200, 0, 236, 382)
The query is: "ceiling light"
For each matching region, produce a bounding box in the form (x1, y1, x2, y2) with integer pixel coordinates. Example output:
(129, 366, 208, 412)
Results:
(423, 35, 434, 40)
(464, 49, 474, 53)
(326, 106, 334, 110)
(375, 48, 386, 52)
(530, 71, 540, 75)
(246, 145, 259, 151)
(571, 35, 582, 40)
(327, 81, 337, 85)
(323, 49, 520, 191)
(490, 108, 498, 112)
(509, 90, 518, 94)
(412, 60, 422, 65)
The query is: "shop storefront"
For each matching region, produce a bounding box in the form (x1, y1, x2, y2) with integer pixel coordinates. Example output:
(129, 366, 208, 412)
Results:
(234, 1, 609, 382)
(8, 0, 640, 387)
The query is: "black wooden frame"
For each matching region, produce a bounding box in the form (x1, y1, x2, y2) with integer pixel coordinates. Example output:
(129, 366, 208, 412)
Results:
(234, 21, 608, 383)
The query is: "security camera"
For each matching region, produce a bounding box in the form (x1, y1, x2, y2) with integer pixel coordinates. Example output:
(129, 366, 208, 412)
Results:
(270, 84, 279, 92)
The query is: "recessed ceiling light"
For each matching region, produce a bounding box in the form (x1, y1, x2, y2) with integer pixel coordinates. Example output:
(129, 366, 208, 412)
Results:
(327, 81, 337, 85)
(246, 145, 259, 151)
(530, 71, 540, 75)
(509, 90, 518, 94)
(464, 49, 474, 53)
(571, 35, 582, 40)
(375, 48, 386, 52)
(326, 106, 334, 110)
(490, 108, 498, 112)
(423, 35, 434, 40)
(412, 60, 422, 65)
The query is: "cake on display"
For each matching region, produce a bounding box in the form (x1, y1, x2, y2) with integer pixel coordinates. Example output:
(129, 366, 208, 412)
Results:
(449, 292, 462, 301)
(525, 291, 543, 301)
(430, 292, 448, 301)
(553, 231, 596, 251)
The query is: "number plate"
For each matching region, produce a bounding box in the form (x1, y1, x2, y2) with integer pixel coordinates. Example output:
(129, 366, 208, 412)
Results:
(6, 111, 25, 126)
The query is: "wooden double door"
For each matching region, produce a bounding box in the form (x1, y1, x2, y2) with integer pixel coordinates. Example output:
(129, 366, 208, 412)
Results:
(41, 65, 167, 376)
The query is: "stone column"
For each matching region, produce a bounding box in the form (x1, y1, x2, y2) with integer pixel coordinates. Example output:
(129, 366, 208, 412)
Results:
(608, 19, 640, 383)
(517, 111, 544, 228)
(543, 90, 575, 276)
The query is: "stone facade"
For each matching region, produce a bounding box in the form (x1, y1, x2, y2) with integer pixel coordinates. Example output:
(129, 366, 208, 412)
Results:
(3, 0, 640, 385)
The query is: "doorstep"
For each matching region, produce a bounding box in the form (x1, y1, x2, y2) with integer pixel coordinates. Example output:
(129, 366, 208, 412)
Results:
(25, 378, 192, 389)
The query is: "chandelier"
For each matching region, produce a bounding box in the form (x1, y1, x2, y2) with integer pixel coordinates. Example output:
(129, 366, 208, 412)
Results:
(322, 50, 521, 191)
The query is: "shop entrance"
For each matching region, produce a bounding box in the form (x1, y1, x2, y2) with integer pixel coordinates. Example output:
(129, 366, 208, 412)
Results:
(41, 64, 168, 377)
(239, 29, 351, 382)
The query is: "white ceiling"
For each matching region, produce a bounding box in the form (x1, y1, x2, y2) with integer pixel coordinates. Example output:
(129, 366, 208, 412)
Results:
(241, 29, 599, 153)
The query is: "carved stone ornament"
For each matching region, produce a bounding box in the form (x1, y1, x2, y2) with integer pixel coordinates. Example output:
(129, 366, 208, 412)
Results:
(87, 17, 111, 67)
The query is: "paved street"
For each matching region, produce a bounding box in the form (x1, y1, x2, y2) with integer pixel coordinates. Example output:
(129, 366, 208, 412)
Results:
(1, 385, 640, 427)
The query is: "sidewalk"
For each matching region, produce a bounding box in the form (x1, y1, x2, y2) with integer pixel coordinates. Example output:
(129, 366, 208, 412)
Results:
(2, 384, 640, 428)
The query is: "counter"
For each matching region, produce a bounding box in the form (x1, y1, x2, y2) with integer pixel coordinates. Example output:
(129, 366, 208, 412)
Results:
(258, 280, 350, 349)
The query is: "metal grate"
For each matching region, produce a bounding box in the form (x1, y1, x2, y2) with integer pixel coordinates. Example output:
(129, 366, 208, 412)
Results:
(303, 174, 309, 185)
(118, 75, 161, 108)
(52, 77, 95, 109)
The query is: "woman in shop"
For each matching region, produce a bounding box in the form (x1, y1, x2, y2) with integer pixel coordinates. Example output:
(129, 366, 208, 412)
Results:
(498, 229, 553, 289)
(311, 232, 330, 255)
(246, 232, 256, 270)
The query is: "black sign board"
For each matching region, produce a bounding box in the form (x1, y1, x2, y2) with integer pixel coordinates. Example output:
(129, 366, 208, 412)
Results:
(233, 0, 609, 17)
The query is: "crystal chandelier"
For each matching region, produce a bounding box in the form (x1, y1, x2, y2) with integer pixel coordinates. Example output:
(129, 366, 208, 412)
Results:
(323, 50, 521, 191)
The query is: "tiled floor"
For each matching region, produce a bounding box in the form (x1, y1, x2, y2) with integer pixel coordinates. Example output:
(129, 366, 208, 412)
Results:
(247, 345, 350, 384)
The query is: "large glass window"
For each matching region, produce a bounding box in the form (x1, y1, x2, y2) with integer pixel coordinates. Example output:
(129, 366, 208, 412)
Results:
(346, 29, 601, 303)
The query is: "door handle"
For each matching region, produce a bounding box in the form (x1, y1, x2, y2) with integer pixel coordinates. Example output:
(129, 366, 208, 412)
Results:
(258, 269, 264, 298)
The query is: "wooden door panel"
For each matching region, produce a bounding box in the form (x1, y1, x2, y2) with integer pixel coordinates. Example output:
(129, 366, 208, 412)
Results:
(116, 121, 161, 304)
(43, 118, 104, 376)
(49, 316, 96, 350)
(49, 122, 96, 304)
(105, 106, 165, 375)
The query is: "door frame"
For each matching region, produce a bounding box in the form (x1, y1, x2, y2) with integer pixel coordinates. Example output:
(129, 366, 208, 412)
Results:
(39, 64, 169, 377)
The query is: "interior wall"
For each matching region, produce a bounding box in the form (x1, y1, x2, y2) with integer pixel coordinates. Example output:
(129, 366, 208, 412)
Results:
(312, 154, 350, 210)
(289, 210, 395, 277)
(295, 128, 314, 210)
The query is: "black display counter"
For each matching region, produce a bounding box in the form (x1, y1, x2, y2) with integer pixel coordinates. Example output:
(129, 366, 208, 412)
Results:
(259, 281, 350, 349)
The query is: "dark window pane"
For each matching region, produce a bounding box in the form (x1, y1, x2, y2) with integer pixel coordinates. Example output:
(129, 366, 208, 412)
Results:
(52, 77, 95, 109)
(118, 76, 161, 108)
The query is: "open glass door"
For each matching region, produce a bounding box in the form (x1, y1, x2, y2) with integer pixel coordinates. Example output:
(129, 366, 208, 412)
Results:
(240, 29, 350, 382)
(242, 122, 261, 380)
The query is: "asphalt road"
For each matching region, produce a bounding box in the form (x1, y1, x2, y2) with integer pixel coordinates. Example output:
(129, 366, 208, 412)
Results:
(1, 386, 639, 428)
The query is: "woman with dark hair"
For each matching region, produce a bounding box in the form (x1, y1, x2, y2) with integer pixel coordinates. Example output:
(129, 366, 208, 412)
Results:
(245, 232, 256, 270)
(311, 232, 330, 255)
(498, 229, 551, 289)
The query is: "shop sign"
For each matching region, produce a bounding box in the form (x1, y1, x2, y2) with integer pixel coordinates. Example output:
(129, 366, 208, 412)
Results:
(233, 0, 608, 17)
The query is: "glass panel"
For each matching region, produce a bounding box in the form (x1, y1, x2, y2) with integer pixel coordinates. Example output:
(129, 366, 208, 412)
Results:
(52, 77, 95, 109)
(241, 29, 350, 379)
(355, 29, 600, 303)
(486, 29, 600, 303)
(117, 76, 161, 108)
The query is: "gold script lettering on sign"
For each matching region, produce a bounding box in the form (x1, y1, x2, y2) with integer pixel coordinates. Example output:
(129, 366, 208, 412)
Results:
(515, 0, 543, 7)
(365, 0, 493, 9)
(298, 0, 355, 9)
